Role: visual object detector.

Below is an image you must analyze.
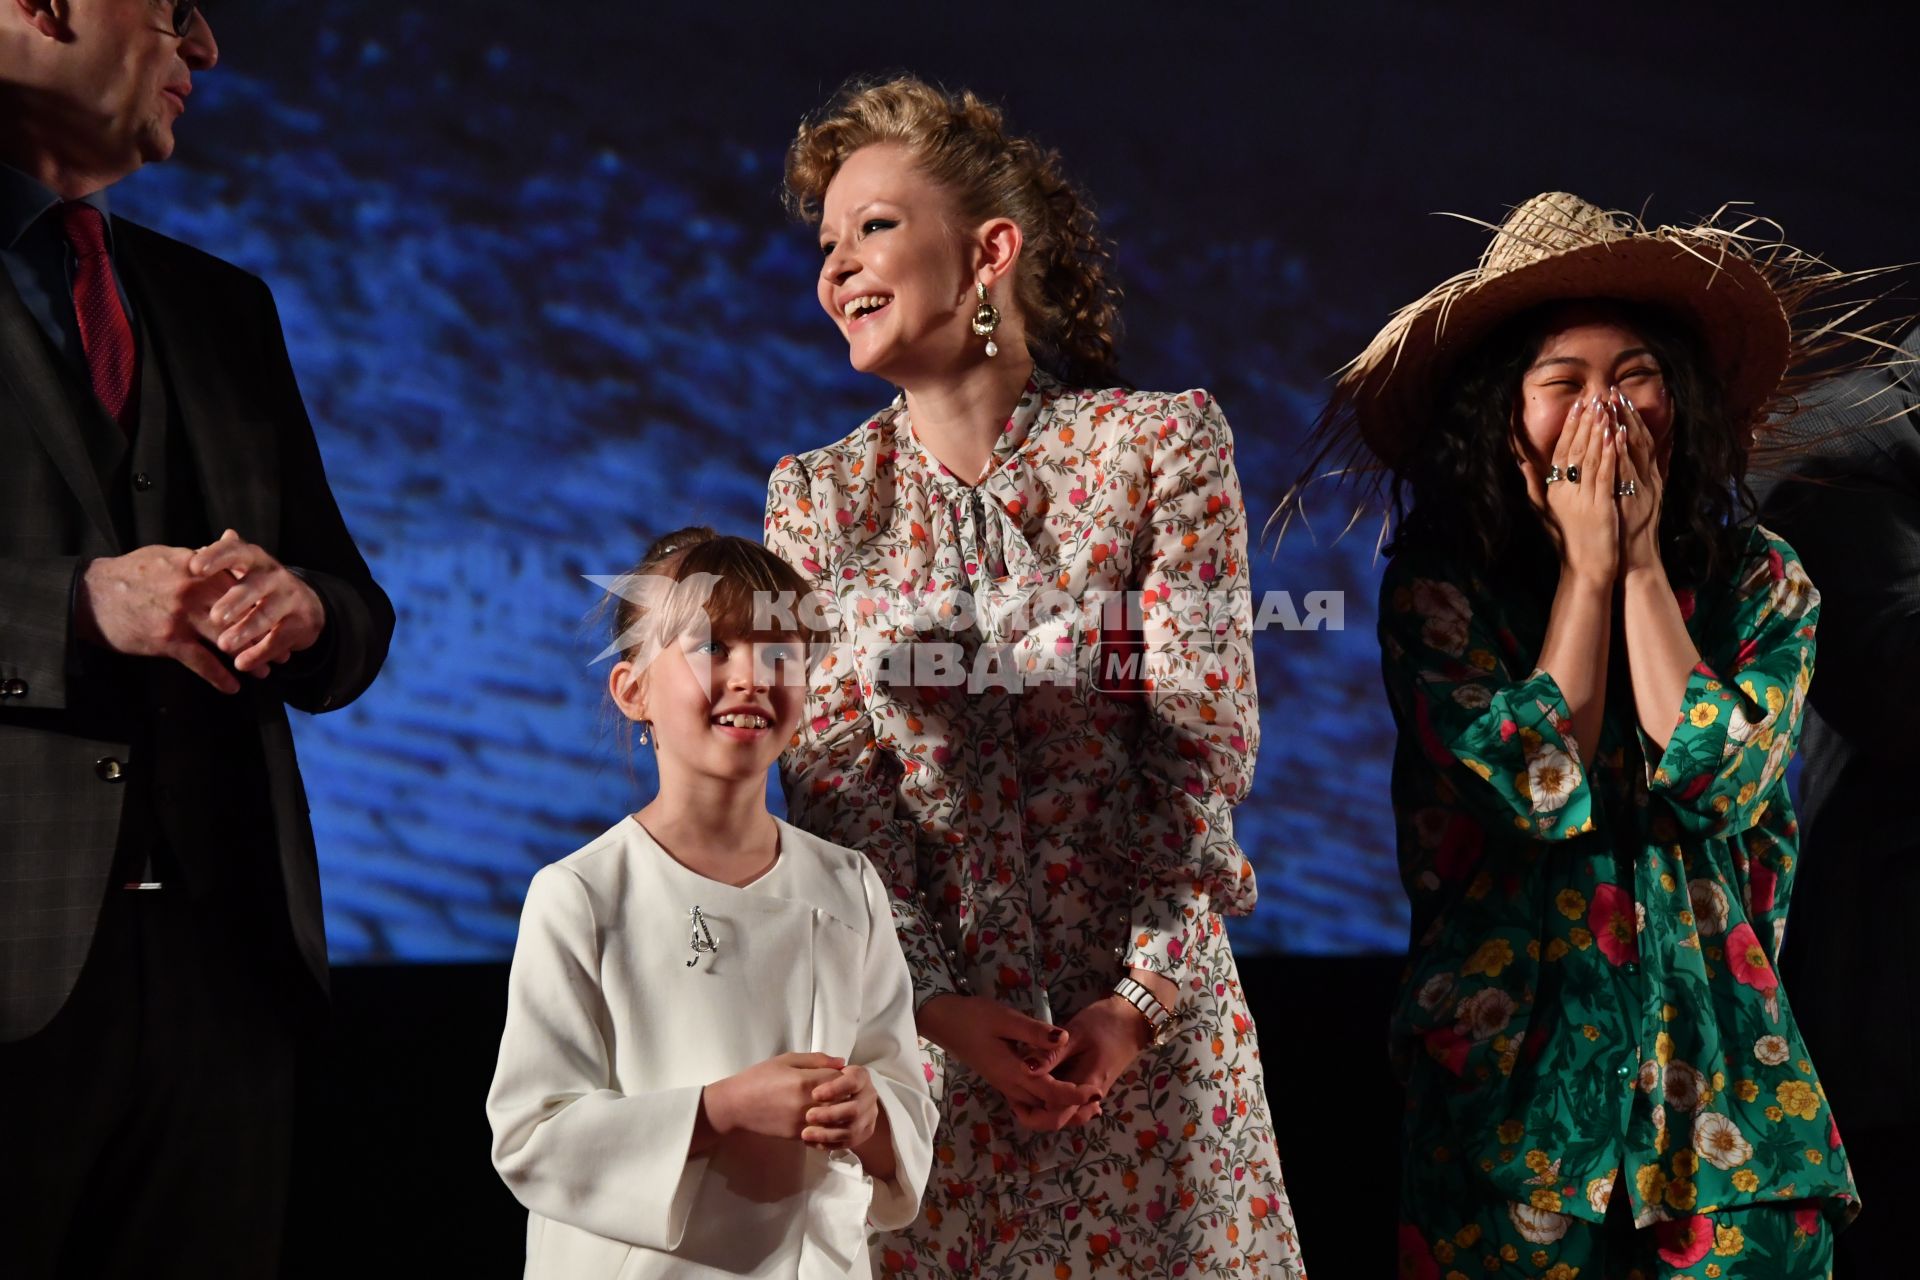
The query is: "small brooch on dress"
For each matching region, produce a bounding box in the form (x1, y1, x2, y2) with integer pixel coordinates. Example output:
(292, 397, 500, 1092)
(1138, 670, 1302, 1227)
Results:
(685, 905, 718, 968)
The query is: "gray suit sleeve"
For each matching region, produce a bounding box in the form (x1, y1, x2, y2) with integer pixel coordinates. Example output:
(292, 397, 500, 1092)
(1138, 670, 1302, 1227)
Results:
(244, 279, 394, 715)
(0, 556, 86, 711)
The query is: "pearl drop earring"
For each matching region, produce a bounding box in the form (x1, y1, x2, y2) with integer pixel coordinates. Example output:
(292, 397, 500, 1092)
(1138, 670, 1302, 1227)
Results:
(971, 281, 1001, 357)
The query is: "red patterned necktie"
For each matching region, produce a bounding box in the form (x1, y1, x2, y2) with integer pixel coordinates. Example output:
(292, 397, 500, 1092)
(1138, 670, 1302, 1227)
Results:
(56, 202, 137, 431)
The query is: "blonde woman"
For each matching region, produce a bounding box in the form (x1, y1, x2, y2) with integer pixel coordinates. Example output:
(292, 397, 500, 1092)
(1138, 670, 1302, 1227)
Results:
(763, 78, 1305, 1279)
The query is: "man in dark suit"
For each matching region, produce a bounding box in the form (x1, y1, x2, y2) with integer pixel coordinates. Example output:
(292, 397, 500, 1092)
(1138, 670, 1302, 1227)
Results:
(1755, 323, 1920, 1268)
(0, 1, 393, 1273)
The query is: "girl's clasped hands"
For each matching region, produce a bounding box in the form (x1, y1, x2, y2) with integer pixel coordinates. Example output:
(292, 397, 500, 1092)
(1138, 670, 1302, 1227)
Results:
(702, 1053, 883, 1154)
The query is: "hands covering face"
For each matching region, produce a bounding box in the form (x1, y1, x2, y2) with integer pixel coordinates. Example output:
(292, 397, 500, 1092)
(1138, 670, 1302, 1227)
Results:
(1611, 390, 1666, 575)
(1534, 388, 1666, 583)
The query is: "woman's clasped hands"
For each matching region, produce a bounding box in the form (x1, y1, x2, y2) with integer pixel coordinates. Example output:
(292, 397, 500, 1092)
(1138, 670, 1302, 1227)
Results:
(919, 992, 1153, 1132)
(918, 995, 1097, 1131)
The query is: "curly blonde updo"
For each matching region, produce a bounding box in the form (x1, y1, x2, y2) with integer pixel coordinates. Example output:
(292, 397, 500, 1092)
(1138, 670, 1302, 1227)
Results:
(785, 76, 1123, 389)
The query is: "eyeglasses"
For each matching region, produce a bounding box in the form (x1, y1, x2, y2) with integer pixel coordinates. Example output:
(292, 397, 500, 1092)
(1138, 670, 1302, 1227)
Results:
(167, 0, 202, 37)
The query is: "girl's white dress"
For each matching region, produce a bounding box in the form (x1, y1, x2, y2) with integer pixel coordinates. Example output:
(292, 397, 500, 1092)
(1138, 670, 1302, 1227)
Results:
(487, 816, 938, 1279)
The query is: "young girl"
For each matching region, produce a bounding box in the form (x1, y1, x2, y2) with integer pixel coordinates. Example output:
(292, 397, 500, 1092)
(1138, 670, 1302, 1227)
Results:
(487, 528, 936, 1279)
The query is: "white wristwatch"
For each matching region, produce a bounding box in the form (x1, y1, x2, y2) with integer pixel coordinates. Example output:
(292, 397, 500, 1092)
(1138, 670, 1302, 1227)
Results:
(1113, 976, 1173, 1046)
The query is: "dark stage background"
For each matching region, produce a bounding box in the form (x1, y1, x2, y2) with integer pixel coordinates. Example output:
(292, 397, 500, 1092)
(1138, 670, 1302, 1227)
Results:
(114, 1, 1912, 966)
(110, 2, 1917, 1274)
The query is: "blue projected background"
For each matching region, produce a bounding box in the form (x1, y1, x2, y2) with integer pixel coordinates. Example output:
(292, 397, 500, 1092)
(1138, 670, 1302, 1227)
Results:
(110, 3, 1915, 960)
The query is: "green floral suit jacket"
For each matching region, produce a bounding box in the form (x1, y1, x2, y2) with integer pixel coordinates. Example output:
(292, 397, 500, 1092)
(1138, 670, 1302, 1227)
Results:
(1380, 524, 1858, 1230)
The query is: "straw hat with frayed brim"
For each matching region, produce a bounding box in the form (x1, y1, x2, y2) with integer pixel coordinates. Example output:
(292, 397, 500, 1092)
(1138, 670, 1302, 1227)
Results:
(1345, 191, 1792, 468)
(1271, 192, 1906, 550)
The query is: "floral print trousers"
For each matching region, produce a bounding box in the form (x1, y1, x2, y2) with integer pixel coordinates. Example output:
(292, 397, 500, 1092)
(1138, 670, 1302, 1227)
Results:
(1398, 1076, 1835, 1280)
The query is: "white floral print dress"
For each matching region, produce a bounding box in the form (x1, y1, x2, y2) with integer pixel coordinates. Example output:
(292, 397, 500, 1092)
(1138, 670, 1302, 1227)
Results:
(764, 371, 1305, 1279)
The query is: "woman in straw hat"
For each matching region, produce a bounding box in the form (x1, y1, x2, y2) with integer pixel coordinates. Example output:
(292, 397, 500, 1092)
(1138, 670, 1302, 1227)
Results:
(765, 77, 1305, 1278)
(1310, 193, 1871, 1275)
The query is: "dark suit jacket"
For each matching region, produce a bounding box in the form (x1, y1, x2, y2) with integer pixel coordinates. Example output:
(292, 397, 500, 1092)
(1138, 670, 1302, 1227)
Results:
(1754, 324, 1920, 1128)
(0, 218, 393, 1042)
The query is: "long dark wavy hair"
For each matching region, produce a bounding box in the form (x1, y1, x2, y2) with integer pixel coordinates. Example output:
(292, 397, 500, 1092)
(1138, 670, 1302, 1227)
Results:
(1386, 299, 1755, 591)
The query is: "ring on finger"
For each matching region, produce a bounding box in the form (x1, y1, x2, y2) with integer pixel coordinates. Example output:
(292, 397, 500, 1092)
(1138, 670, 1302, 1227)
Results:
(1565, 464, 1581, 484)
(1544, 465, 1563, 485)
(1615, 479, 1638, 497)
